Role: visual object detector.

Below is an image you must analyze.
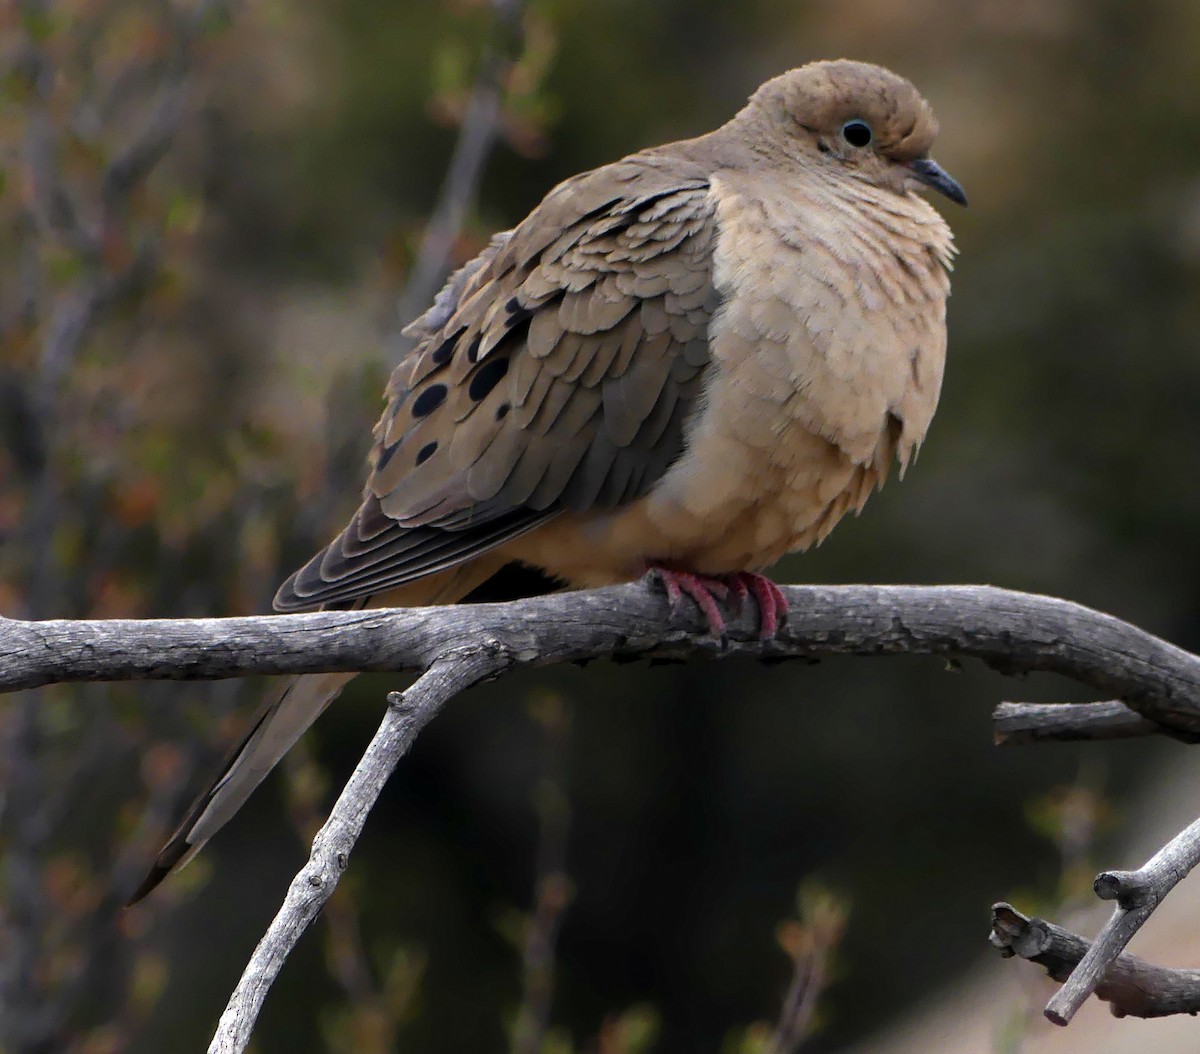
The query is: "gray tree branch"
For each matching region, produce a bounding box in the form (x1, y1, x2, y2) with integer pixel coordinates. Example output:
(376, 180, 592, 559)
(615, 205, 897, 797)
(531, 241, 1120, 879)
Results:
(391, 0, 525, 355)
(991, 902, 1200, 1019)
(1041, 814, 1200, 1024)
(207, 653, 492, 1054)
(2, 4, 236, 1047)
(992, 699, 1195, 745)
(8, 580, 1200, 1049)
(4, 584, 1200, 745)
(510, 698, 573, 1054)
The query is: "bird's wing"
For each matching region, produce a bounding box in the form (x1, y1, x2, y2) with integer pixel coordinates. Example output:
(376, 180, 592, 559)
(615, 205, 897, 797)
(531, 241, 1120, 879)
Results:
(276, 156, 719, 611)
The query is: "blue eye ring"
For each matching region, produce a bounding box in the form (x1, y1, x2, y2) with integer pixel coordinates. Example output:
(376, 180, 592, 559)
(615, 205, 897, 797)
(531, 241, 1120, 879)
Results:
(841, 119, 873, 148)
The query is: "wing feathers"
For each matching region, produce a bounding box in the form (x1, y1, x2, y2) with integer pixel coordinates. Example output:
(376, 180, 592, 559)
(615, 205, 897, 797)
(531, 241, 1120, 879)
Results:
(275, 157, 719, 613)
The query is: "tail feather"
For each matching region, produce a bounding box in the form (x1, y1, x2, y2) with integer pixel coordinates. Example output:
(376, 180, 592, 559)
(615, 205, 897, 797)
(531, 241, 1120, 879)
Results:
(127, 558, 510, 905)
(127, 672, 353, 904)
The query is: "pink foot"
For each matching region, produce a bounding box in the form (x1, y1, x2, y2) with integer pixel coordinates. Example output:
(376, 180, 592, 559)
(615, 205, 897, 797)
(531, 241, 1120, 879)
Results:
(646, 565, 788, 640)
(726, 572, 789, 639)
(646, 565, 731, 637)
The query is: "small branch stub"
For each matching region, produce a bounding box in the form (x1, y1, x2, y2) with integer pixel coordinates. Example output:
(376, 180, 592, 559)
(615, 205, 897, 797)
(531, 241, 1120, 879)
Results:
(1041, 814, 1200, 1025)
(991, 903, 1200, 1019)
(992, 700, 1200, 745)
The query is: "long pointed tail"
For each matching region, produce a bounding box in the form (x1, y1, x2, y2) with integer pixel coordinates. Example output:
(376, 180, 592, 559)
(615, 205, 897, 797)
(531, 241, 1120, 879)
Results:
(128, 559, 511, 904)
(128, 670, 354, 903)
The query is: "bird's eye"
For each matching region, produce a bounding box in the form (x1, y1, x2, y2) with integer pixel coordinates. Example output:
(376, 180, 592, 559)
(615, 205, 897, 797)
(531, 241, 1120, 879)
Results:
(841, 119, 873, 148)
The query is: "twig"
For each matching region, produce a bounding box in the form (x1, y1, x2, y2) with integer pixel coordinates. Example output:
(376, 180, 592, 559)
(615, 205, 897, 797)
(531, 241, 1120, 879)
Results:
(993, 700, 1196, 745)
(6, 584, 1200, 740)
(991, 902, 1200, 1018)
(392, 0, 525, 352)
(1041, 814, 1200, 1024)
(510, 695, 573, 1054)
(283, 740, 374, 999)
(1, 3, 237, 1047)
(768, 886, 846, 1054)
(283, 736, 421, 1050)
(770, 957, 828, 1054)
(315, 0, 523, 543)
(207, 651, 495, 1054)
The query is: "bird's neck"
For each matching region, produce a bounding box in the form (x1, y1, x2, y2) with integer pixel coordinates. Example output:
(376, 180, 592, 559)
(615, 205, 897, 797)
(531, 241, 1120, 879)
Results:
(712, 165, 955, 299)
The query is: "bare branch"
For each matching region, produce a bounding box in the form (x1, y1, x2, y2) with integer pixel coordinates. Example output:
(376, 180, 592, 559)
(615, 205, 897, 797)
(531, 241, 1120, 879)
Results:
(991, 902, 1200, 1018)
(992, 700, 1197, 745)
(510, 696, 573, 1054)
(100, 0, 232, 209)
(13, 580, 1200, 1045)
(101, 81, 190, 206)
(768, 885, 847, 1054)
(207, 652, 494, 1054)
(1, 5, 240, 1048)
(5, 583, 1200, 738)
(1040, 813, 1200, 1024)
(392, 0, 525, 352)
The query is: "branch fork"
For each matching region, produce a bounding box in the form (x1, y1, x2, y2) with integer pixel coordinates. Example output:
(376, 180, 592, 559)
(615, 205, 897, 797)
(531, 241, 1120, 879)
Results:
(997, 813, 1200, 1026)
(10, 581, 1200, 1049)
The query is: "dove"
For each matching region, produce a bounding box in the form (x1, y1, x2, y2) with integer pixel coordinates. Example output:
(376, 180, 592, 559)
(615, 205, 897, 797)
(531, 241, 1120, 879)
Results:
(129, 59, 964, 902)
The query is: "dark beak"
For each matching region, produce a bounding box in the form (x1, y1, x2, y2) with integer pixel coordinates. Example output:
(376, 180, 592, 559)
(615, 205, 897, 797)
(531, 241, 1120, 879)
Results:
(907, 157, 968, 207)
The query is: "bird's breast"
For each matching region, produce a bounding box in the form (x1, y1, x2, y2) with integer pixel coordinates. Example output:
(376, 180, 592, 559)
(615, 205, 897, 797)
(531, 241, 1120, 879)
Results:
(702, 171, 952, 463)
(621, 174, 951, 570)
(505, 173, 953, 584)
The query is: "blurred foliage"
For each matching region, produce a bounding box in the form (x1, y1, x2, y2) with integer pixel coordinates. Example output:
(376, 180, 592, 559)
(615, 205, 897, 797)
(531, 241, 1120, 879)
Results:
(1022, 773, 1115, 913)
(731, 882, 849, 1054)
(5, 0, 1200, 1052)
(0, 0, 288, 1050)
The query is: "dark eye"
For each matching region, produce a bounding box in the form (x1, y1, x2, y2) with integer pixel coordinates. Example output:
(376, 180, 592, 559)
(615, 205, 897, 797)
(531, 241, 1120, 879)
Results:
(841, 119, 873, 148)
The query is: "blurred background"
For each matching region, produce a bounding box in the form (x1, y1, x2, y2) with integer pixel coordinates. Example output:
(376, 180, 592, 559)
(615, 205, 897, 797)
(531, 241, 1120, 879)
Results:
(3, 0, 1200, 1051)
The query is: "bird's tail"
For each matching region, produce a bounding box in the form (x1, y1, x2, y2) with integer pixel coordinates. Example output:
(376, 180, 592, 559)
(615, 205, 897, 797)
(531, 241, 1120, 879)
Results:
(127, 670, 355, 903)
(127, 560, 506, 904)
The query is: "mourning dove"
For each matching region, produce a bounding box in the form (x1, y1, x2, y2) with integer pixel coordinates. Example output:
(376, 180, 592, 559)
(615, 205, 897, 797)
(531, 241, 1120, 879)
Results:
(130, 59, 964, 901)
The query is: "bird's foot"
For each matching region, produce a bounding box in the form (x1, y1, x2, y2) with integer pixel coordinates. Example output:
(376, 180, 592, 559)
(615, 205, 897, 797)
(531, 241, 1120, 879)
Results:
(723, 571, 789, 639)
(646, 566, 731, 638)
(646, 565, 787, 640)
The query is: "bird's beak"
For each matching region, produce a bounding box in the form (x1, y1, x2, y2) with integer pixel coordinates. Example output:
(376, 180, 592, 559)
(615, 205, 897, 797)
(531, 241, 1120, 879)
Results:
(907, 157, 968, 207)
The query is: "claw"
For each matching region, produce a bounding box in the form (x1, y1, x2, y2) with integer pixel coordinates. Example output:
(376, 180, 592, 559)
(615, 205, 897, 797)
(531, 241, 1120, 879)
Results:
(646, 565, 788, 641)
(724, 573, 750, 614)
(646, 566, 730, 638)
(727, 572, 789, 639)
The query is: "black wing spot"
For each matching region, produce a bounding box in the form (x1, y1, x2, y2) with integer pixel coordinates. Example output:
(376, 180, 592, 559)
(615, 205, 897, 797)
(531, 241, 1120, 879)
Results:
(496, 315, 532, 354)
(468, 356, 510, 402)
(430, 335, 457, 366)
(505, 296, 535, 325)
(496, 402, 511, 421)
(376, 441, 399, 471)
(412, 383, 448, 418)
(465, 334, 483, 363)
(416, 441, 438, 466)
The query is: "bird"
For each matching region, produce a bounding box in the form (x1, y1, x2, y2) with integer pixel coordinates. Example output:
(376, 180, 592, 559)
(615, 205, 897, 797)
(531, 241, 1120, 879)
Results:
(129, 58, 965, 902)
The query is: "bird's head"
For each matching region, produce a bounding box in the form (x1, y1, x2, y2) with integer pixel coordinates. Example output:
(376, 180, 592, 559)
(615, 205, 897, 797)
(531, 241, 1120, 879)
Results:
(743, 59, 967, 207)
